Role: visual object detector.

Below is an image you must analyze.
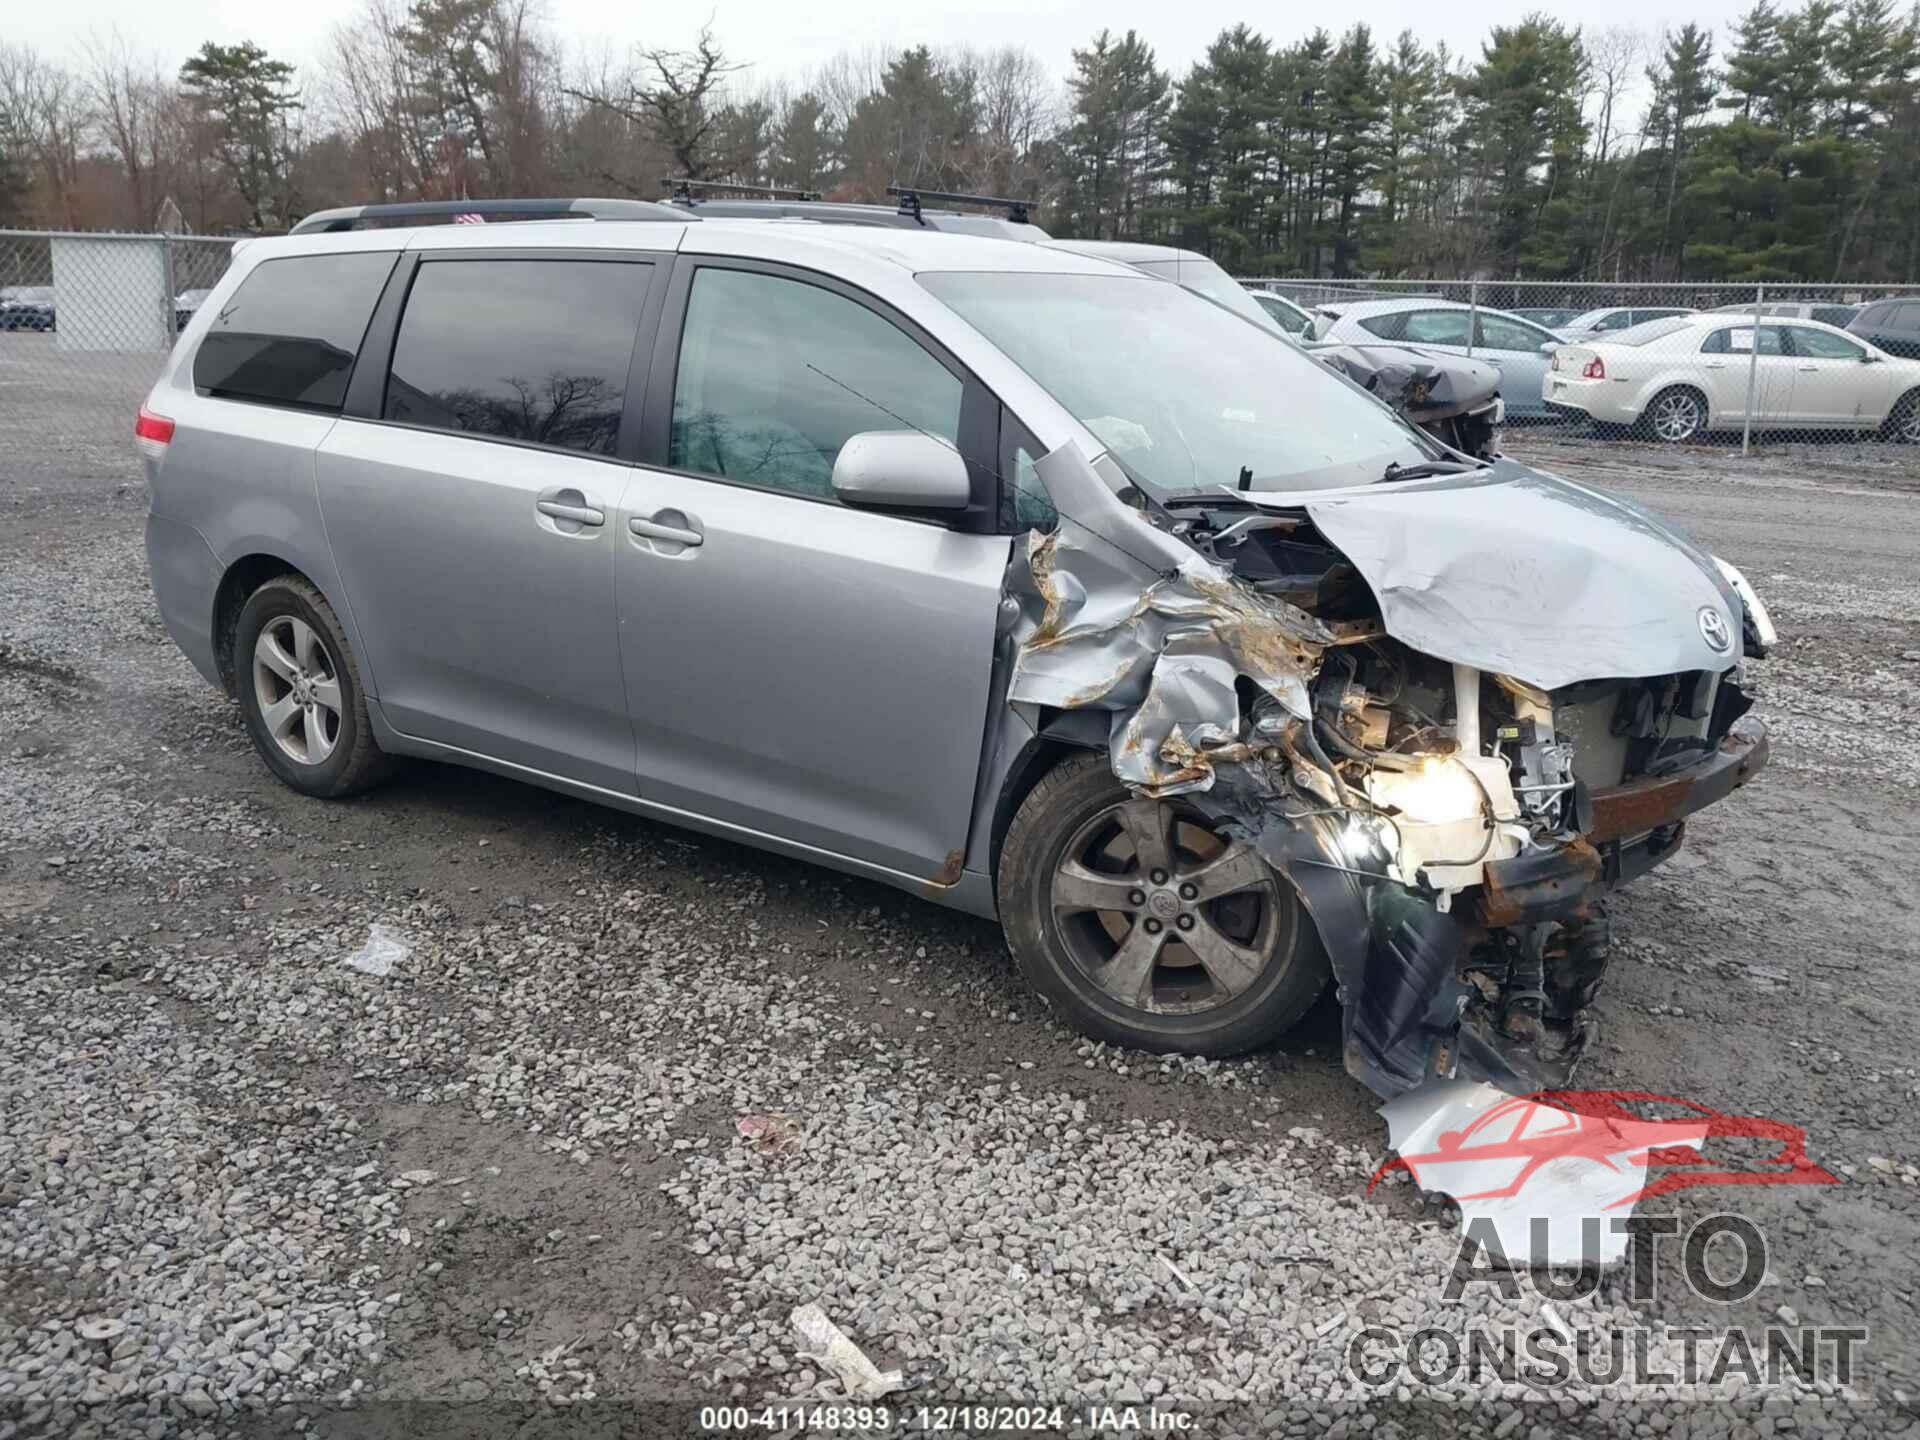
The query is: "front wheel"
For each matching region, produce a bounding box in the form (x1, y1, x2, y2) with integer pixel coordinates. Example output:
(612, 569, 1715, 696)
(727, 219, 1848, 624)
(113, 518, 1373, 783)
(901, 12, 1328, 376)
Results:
(997, 754, 1329, 1057)
(1882, 389, 1920, 444)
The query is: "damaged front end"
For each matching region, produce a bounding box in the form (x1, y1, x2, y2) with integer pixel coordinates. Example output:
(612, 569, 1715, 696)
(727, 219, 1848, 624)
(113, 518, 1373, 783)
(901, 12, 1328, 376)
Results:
(1007, 444, 1769, 1101)
(1304, 342, 1504, 460)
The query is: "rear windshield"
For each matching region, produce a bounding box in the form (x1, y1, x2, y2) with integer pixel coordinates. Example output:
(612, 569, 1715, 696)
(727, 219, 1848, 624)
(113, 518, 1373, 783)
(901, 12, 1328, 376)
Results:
(1605, 317, 1694, 346)
(193, 252, 397, 412)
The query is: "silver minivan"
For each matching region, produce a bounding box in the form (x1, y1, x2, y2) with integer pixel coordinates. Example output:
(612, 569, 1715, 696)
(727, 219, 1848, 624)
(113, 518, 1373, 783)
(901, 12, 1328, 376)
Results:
(142, 198, 1773, 1099)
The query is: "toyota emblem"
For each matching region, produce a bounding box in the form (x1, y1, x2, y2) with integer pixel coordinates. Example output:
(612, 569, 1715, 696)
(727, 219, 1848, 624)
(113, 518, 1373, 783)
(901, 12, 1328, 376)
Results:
(1698, 606, 1733, 654)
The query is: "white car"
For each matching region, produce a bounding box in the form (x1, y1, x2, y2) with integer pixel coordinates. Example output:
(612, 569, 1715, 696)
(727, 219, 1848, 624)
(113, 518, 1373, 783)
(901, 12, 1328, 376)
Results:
(1553, 305, 1696, 346)
(1315, 298, 1563, 418)
(1543, 313, 1920, 443)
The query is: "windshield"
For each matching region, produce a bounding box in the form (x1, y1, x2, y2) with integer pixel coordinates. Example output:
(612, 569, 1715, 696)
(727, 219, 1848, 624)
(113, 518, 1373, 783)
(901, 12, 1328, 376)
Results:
(922, 270, 1436, 495)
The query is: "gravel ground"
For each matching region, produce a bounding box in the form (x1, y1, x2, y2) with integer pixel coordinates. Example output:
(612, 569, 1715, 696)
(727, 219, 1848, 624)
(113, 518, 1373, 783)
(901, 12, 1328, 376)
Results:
(2, 341, 1918, 1437)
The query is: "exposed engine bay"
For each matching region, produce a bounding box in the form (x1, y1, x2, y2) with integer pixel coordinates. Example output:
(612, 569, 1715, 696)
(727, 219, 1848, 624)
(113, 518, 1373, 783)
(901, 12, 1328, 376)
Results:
(1005, 442, 1772, 1101)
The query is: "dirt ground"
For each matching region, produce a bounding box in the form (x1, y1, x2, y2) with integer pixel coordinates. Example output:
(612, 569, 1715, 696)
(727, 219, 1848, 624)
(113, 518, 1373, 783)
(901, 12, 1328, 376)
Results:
(1, 336, 1917, 1436)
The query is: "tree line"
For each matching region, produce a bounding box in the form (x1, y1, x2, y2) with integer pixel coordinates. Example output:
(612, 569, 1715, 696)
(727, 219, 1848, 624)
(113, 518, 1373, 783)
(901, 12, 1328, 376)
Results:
(2, 0, 1916, 281)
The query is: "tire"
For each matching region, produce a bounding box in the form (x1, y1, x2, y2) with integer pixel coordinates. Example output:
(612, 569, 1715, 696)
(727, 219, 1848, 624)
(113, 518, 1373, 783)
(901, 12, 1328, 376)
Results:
(997, 753, 1329, 1057)
(1639, 386, 1707, 444)
(234, 575, 395, 798)
(1881, 389, 1920, 444)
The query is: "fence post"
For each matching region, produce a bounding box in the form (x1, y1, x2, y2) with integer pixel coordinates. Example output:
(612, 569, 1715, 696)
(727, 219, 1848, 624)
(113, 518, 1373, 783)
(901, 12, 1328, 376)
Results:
(1466, 279, 1479, 358)
(1741, 282, 1764, 457)
(159, 234, 177, 352)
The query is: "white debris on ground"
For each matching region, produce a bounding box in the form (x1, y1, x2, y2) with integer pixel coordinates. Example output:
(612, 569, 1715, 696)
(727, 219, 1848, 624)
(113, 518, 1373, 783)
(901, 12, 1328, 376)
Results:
(341, 922, 409, 977)
(789, 1302, 903, 1400)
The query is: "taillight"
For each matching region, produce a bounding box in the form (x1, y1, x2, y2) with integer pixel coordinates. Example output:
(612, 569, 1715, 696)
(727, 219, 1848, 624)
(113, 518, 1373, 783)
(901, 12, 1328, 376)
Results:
(134, 405, 174, 461)
(1582, 356, 1606, 380)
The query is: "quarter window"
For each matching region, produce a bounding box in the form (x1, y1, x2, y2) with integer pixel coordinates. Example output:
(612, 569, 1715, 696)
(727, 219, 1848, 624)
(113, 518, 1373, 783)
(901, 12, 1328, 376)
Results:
(193, 252, 397, 412)
(384, 259, 652, 458)
(669, 268, 962, 500)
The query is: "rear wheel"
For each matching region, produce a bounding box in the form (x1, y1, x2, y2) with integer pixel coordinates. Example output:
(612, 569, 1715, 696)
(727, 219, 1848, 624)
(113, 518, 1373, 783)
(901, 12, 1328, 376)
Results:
(235, 576, 395, 798)
(1641, 386, 1707, 443)
(997, 754, 1329, 1056)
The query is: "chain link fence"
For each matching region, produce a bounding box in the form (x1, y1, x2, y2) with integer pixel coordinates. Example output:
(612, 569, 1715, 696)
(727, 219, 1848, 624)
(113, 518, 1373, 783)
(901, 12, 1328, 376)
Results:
(1243, 277, 1920, 455)
(2, 230, 236, 483)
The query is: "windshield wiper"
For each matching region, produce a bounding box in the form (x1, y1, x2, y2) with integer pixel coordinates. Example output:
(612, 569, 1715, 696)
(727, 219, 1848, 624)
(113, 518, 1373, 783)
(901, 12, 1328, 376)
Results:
(1380, 459, 1487, 482)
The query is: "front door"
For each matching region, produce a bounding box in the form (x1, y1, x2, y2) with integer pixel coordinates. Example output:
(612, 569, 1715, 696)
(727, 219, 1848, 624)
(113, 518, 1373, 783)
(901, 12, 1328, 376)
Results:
(615, 261, 1009, 883)
(1783, 324, 1887, 426)
(316, 254, 656, 793)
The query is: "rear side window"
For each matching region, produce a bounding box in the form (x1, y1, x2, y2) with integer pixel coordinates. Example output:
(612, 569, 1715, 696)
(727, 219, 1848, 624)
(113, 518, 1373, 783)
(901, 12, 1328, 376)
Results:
(1356, 313, 1404, 340)
(384, 259, 653, 458)
(193, 252, 397, 412)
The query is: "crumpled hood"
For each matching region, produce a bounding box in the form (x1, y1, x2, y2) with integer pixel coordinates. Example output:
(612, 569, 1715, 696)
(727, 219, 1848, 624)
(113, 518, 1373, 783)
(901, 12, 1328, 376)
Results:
(1300, 461, 1741, 690)
(1303, 342, 1500, 419)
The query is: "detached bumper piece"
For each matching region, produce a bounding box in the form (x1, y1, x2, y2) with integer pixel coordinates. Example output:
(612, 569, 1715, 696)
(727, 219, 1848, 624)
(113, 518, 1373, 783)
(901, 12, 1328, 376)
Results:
(1340, 715, 1769, 1099)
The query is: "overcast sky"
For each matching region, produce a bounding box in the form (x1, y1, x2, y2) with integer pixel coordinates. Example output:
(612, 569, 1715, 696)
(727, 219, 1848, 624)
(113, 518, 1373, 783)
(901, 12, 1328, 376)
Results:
(21, 0, 1754, 92)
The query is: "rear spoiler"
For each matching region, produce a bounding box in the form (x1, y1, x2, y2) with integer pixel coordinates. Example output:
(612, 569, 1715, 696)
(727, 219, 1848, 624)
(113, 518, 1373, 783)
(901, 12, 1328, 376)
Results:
(289, 198, 692, 234)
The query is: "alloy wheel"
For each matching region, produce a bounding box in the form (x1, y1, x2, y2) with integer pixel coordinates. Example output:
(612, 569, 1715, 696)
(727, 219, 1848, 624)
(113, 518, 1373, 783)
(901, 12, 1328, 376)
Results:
(1050, 797, 1290, 1016)
(1651, 391, 1703, 442)
(252, 615, 342, 765)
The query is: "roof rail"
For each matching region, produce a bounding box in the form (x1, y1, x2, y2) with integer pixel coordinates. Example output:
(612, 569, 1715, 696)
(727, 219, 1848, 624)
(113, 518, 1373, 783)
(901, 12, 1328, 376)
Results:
(885, 185, 1033, 227)
(288, 197, 692, 235)
(662, 177, 823, 204)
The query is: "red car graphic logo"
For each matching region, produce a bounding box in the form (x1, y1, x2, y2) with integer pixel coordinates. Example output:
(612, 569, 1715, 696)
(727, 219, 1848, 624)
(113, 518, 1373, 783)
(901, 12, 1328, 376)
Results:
(1370, 1089, 1839, 1209)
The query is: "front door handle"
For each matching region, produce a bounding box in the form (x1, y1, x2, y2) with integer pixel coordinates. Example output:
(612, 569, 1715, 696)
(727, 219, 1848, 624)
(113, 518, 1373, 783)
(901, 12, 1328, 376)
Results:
(537, 498, 605, 526)
(1796, 365, 1818, 373)
(629, 517, 703, 548)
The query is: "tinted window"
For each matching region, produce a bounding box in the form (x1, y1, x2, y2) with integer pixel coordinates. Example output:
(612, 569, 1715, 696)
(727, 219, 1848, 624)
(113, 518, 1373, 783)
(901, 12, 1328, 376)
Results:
(1478, 314, 1552, 351)
(670, 268, 962, 500)
(1896, 303, 1920, 329)
(194, 252, 396, 411)
(1357, 313, 1404, 340)
(1790, 327, 1864, 360)
(384, 259, 651, 457)
(1403, 310, 1470, 345)
(1595, 310, 1634, 330)
(1811, 306, 1857, 328)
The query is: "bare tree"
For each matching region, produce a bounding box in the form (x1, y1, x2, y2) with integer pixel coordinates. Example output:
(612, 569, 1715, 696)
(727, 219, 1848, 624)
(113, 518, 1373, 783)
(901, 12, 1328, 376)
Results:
(0, 44, 90, 226)
(566, 24, 740, 181)
(83, 33, 171, 225)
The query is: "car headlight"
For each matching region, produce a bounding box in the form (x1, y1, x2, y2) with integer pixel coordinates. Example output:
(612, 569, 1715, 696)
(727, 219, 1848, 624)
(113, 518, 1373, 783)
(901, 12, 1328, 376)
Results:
(1711, 556, 1776, 657)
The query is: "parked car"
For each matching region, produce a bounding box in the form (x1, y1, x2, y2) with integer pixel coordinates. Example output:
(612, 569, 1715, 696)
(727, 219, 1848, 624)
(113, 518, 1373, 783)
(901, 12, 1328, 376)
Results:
(1247, 289, 1316, 335)
(1553, 305, 1696, 346)
(0, 285, 55, 331)
(1847, 297, 1920, 359)
(1314, 298, 1565, 419)
(1710, 300, 1864, 329)
(175, 288, 214, 332)
(1508, 306, 1585, 329)
(1043, 241, 1503, 458)
(1543, 313, 1920, 442)
(140, 197, 1772, 1100)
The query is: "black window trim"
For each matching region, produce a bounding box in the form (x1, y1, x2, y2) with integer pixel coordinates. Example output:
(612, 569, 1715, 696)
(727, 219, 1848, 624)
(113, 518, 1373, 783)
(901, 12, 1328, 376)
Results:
(342, 246, 669, 468)
(637, 254, 1004, 534)
(193, 249, 402, 415)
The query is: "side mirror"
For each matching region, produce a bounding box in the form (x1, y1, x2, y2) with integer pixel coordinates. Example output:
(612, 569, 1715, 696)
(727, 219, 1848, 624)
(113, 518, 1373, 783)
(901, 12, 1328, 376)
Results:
(1540, 341, 1559, 355)
(1860, 352, 1882, 363)
(831, 431, 971, 513)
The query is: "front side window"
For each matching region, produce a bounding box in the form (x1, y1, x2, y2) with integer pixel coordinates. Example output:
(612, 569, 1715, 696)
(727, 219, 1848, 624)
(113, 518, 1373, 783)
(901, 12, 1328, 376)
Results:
(921, 270, 1435, 496)
(384, 259, 652, 458)
(670, 267, 962, 500)
(1595, 311, 1634, 331)
(1403, 310, 1471, 346)
(194, 252, 397, 412)
(1790, 327, 1865, 360)
(1479, 313, 1554, 352)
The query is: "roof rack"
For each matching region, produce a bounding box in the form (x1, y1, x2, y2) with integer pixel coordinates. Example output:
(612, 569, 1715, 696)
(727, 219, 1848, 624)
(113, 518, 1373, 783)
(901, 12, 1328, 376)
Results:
(662, 178, 823, 204)
(288, 197, 692, 235)
(885, 185, 1033, 227)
